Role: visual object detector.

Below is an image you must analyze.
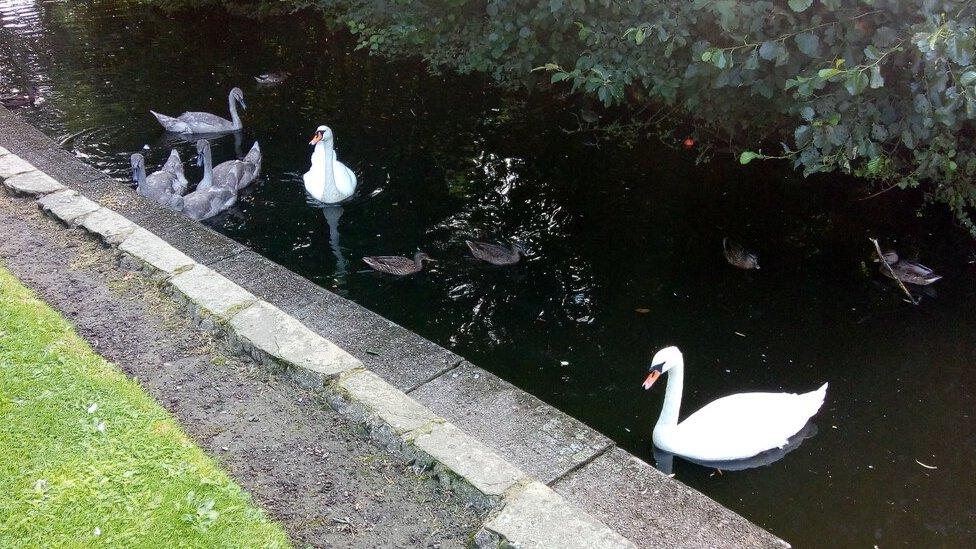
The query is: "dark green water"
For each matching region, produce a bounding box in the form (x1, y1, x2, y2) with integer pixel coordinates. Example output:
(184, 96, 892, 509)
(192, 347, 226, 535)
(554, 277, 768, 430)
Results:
(2, 1, 975, 545)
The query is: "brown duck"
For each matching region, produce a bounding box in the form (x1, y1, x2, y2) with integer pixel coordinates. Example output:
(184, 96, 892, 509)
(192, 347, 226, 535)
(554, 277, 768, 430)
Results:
(877, 251, 941, 285)
(363, 252, 434, 276)
(723, 238, 760, 270)
(466, 240, 521, 265)
(1, 86, 37, 109)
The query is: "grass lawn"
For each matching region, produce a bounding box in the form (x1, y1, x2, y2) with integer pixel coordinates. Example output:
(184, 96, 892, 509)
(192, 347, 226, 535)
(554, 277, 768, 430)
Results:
(0, 266, 290, 548)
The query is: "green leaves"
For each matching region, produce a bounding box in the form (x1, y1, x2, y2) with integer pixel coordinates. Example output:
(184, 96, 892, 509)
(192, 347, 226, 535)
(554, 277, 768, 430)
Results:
(739, 151, 762, 164)
(787, 0, 813, 12)
(844, 71, 870, 96)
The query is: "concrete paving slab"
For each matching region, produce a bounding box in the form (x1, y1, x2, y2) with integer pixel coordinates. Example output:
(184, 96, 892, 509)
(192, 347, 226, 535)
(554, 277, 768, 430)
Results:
(7, 147, 114, 199)
(229, 301, 362, 385)
(409, 361, 612, 484)
(168, 264, 257, 321)
(210, 249, 322, 314)
(478, 481, 634, 549)
(155, 220, 248, 266)
(0, 155, 35, 179)
(77, 207, 137, 244)
(409, 422, 525, 499)
(38, 190, 100, 225)
(118, 227, 195, 275)
(0, 114, 59, 153)
(2, 170, 65, 195)
(296, 294, 463, 393)
(0, 146, 8, 156)
(552, 447, 789, 548)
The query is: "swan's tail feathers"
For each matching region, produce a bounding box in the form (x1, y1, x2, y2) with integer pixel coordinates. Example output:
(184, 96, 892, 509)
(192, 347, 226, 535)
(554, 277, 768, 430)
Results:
(150, 110, 186, 132)
(801, 382, 829, 418)
(244, 141, 261, 168)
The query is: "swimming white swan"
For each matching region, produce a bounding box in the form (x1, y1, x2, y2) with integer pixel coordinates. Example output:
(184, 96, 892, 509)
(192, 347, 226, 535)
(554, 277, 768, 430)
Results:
(642, 346, 827, 462)
(150, 87, 246, 134)
(303, 125, 357, 204)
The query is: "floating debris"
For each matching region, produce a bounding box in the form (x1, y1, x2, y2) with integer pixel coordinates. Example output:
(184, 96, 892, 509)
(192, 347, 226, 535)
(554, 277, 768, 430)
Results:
(734, 331, 746, 337)
(915, 459, 937, 470)
(635, 308, 650, 314)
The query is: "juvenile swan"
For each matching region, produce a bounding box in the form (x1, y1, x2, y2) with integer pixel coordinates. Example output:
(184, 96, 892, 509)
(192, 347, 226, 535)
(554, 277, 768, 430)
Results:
(151, 87, 246, 134)
(130, 151, 186, 211)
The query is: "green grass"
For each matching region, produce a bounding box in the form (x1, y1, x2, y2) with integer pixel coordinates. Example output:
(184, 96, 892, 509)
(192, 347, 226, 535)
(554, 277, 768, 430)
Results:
(0, 267, 291, 548)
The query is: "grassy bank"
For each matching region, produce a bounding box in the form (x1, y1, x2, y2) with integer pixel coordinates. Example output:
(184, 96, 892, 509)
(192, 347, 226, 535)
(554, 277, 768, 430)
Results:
(0, 266, 290, 548)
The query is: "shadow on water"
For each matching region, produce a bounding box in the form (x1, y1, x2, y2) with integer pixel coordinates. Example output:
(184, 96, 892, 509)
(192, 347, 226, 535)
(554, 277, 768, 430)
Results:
(1, 1, 975, 546)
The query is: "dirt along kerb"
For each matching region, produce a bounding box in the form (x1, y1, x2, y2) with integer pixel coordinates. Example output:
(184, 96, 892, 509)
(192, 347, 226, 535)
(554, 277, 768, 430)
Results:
(0, 105, 789, 548)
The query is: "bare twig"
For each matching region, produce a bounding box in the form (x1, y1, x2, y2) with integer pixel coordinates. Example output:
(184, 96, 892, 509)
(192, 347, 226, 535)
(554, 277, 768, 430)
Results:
(869, 237, 919, 305)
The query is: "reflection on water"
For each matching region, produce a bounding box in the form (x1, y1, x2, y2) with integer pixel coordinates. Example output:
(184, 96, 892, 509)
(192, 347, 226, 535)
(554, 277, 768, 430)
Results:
(2, 1, 975, 546)
(320, 205, 347, 279)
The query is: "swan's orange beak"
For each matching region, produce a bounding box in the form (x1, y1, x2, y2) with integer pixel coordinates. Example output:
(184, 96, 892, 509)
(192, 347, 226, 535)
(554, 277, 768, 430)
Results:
(309, 133, 322, 146)
(642, 370, 661, 390)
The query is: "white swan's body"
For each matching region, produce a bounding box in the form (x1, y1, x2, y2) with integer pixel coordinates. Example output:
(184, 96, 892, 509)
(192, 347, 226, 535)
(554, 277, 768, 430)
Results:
(644, 347, 827, 462)
(151, 87, 245, 134)
(303, 125, 357, 204)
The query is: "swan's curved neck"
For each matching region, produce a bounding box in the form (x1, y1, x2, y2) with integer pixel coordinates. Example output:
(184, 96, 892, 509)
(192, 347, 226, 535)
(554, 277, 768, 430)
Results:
(317, 139, 336, 189)
(656, 361, 684, 429)
(228, 93, 241, 129)
(134, 163, 146, 189)
(200, 145, 213, 189)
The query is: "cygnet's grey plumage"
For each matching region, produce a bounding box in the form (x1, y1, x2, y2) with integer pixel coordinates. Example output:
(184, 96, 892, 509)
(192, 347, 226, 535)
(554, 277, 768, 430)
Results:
(180, 139, 238, 221)
(130, 151, 186, 211)
(196, 140, 261, 192)
(151, 87, 245, 134)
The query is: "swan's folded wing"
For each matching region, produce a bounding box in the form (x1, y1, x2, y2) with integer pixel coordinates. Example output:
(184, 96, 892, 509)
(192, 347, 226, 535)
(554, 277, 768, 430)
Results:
(176, 111, 234, 133)
(675, 391, 822, 461)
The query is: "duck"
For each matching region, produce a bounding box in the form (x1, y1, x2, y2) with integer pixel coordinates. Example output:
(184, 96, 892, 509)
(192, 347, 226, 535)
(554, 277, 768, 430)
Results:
(466, 240, 521, 265)
(877, 251, 942, 285)
(723, 237, 760, 269)
(1, 86, 38, 109)
(642, 346, 827, 462)
(303, 125, 357, 204)
(363, 252, 434, 276)
(150, 87, 246, 134)
(180, 140, 237, 221)
(254, 71, 290, 85)
(130, 151, 187, 211)
(195, 139, 261, 192)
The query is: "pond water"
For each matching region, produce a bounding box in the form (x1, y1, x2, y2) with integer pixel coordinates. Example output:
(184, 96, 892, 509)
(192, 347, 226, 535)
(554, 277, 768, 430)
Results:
(2, 1, 975, 545)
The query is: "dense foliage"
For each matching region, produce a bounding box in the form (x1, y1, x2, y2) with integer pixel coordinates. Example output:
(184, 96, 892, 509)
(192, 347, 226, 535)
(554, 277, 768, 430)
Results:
(155, 0, 976, 233)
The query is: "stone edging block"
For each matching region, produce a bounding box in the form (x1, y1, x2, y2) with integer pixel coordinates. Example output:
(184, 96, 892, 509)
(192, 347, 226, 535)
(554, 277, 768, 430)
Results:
(407, 422, 526, 502)
(229, 301, 362, 387)
(77, 207, 137, 244)
(168, 264, 257, 323)
(0, 146, 9, 156)
(3, 170, 66, 196)
(118, 227, 195, 275)
(476, 481, 636, 549)
(0, 154, 35, 180)
(38, 190, 100, 225)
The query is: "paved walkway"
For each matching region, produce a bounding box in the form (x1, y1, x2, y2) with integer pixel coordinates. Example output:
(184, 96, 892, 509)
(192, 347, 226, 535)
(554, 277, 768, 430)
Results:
(0, 193, 480, 548)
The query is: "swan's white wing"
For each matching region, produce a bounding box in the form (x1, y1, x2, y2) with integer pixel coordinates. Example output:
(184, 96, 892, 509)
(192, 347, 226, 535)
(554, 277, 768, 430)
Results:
(663, 385, 826, 461)
(333, 159, 357, 200)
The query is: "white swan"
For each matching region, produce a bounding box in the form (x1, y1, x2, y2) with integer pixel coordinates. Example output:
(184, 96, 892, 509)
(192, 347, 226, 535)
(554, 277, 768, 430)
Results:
(151, 87, 245, 134)
(303, 125, 357, 204)
(642, 346, 827, 462)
